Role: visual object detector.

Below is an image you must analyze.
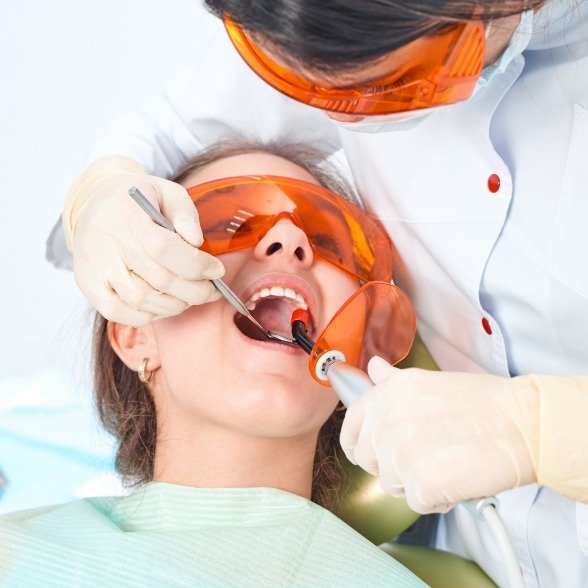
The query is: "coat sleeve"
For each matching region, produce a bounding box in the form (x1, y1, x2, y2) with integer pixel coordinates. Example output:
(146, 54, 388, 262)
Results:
(87, 10, 341, 176)
(47, 7, 342, 268)
(535, 374, 588, 503)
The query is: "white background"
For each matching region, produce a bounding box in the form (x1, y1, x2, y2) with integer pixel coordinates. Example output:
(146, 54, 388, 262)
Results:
(0, 0, 205, 382)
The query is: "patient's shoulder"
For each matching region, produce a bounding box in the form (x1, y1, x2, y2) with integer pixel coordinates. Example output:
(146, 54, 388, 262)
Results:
(0, 495, 121, 534)
(0, 503, 58, 524)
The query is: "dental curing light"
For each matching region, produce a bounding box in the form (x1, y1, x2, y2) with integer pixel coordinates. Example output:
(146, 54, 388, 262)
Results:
(291, 308, 372, 406)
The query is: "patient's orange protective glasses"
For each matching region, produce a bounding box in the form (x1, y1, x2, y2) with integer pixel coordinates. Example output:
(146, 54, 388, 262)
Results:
(188, 176, 415, 382)
(187, 175, 394, 283)
(224, 17, 485, 116)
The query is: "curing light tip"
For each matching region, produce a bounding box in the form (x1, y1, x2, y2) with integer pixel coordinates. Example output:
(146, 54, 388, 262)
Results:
(290, 309, 314, 354)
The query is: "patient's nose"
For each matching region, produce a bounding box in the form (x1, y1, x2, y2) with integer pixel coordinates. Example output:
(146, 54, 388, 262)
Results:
(253, 219, 313, 268)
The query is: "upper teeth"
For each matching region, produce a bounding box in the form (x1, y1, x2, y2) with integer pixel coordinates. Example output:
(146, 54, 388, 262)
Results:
(245, 286, 308, 311)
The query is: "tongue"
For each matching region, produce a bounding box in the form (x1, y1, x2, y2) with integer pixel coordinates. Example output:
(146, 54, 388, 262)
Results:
(251, 297, 300, 338)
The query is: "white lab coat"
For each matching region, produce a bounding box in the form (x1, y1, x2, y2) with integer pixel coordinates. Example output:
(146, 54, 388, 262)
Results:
(58, 0, 588, 585)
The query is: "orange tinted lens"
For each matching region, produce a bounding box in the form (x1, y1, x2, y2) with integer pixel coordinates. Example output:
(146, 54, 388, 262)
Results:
(188, 181, 293, 255)
(290, 185, 392, 282)
(187, 176, 393, 282)
(309, 282, 416, 386)
(224, 18, 484, 115)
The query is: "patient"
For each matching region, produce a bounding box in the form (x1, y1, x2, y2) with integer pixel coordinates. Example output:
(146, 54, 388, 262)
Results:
(0, 142, 424, 587)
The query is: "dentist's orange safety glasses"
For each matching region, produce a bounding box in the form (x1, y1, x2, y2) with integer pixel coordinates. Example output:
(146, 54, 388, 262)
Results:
(187, 175, 393, 283)
(224, 17, 485, 116)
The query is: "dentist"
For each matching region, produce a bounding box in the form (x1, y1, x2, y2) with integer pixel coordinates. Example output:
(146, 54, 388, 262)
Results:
(51, 1, 588, 585)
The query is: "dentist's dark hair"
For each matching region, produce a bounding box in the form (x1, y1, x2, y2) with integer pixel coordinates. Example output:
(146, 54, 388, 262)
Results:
(93, 139, 359, 510)
(205, 0, 548, 73)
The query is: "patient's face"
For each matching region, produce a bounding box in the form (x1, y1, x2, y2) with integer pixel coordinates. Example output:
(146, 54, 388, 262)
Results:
(150, 153, 358, 438)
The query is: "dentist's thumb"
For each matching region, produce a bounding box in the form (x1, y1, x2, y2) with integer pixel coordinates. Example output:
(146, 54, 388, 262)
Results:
(148, 176, 205, 247)
(367, 355, 398, 384)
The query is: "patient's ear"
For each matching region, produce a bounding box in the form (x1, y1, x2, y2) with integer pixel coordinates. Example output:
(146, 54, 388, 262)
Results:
(108, 322, 161, 371)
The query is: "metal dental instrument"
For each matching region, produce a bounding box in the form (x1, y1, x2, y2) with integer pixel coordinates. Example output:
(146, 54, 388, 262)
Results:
(128, 186, 295, 344)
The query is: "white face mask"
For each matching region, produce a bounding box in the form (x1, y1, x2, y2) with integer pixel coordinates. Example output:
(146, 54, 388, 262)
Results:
(332, 109, 435, 134)
(332, 9, 534, 134)
(472, 8, 534, 95)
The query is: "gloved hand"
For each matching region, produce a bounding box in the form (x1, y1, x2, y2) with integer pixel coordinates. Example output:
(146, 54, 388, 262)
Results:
(63, 155, 224, 326)
(340, 357, 540, 514)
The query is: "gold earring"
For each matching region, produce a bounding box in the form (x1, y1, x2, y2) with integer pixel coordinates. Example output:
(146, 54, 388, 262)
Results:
(138, 358, 153, 384)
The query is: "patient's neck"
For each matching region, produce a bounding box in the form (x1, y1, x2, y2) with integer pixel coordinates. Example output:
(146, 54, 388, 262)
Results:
(152, 414, 318, 499)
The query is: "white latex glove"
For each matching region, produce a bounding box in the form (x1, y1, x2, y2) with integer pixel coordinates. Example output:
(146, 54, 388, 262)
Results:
(340, 357, 540, 514)
(63, 155, 224, 326)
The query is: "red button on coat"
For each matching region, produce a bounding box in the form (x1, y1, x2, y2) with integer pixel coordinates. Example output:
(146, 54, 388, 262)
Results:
(482, 318, 493, 335)
(487, 174, 501, 193)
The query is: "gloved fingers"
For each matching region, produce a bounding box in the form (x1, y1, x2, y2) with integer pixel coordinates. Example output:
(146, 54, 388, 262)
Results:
(368, 428, 410, 498)
(402, 456, 456, 514)
(405, 488, 453, 515)
(378, 476, 405, 500)
(388, 428, 466, 514)
(367, 355, 398, 383)
(128, 253, 222, 306)
(72, 241, 156, 326)
(340, 395, 370, 466)
(124, 182, 224, 281)
(151, 275, 222, 307)
(134, 216, 225, 281)
(353, 405, 412, 480)
(126, 175, 165, 214)
(346, 367, 405, 475)
(340, 368, 401, 471)
(350, 415, 381, 475)
(108, 266, 192, 318)
(87, 288, 156, 327)
(148, 177, 204, 247)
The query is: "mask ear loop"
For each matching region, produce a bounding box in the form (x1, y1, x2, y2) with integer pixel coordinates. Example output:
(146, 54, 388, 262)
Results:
(485, 20, 493, 39)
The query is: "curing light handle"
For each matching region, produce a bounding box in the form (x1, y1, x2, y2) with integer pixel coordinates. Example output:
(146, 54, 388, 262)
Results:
(326, 361, 373, 407)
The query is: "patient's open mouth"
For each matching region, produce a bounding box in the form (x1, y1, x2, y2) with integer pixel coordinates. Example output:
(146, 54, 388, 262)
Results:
(234, 285, 314, 343)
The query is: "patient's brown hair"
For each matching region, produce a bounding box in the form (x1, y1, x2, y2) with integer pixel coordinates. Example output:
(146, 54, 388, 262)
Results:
(93, 140, 359, 510)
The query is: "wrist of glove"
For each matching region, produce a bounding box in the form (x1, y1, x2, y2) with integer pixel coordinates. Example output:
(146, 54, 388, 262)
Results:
(63, 155, 146, 250)
(340, 357, 540, 514)
(63, 155, 224, 326)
